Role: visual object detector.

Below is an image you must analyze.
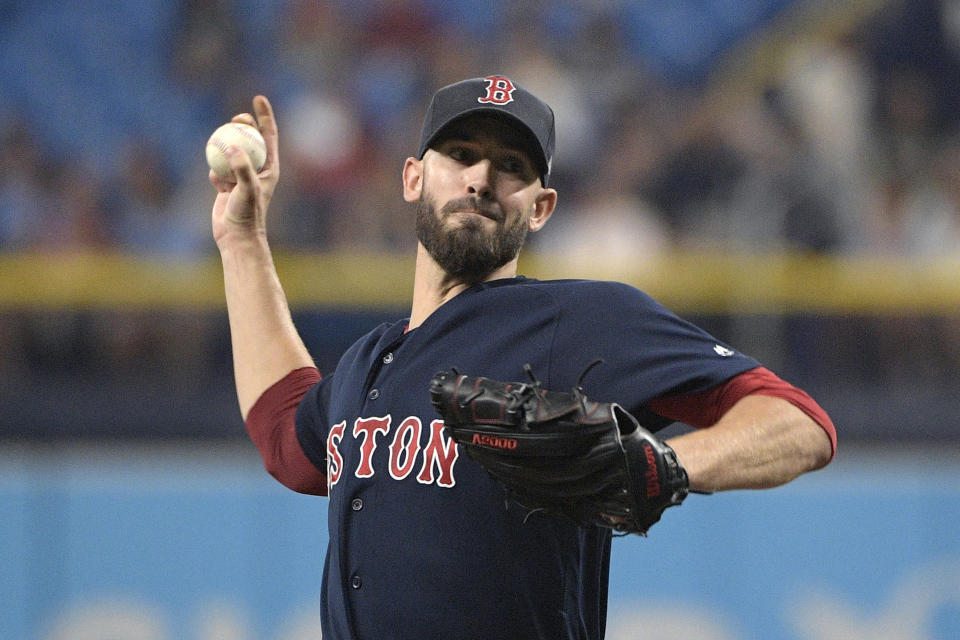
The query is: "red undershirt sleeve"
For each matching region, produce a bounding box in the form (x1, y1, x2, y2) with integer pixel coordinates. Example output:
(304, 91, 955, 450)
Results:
(647, 366, 837, 459)
(244, 366, 328, 495)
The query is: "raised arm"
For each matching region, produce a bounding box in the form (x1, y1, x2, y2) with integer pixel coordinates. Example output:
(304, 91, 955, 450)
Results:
(210, 95, 316, 419)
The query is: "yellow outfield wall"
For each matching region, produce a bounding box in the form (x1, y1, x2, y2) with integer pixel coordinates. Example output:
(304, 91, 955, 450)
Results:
(1, 250, 959, 314)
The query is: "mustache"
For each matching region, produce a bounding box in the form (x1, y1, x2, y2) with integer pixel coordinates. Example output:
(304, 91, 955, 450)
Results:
(440, 196, 502, 221)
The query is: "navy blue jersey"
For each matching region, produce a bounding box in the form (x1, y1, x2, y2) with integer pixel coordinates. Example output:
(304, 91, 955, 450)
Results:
(295, 277, 760, 640)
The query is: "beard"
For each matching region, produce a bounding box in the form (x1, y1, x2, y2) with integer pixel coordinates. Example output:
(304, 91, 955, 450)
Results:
(416, 193, 529, 284)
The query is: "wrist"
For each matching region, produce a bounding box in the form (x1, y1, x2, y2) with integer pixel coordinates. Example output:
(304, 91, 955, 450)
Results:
(217, 228, 271, 258)
(665, 434, 720, 494)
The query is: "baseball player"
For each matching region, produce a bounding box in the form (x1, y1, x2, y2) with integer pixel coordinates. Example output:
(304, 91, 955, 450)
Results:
(209, 76, 836, 639)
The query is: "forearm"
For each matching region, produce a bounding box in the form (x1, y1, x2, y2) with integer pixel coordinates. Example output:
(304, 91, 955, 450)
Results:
(667, 394, 833, 492)
(220, 234, 315, 419)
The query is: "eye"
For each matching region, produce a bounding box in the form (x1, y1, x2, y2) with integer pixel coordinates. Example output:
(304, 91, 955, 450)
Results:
(499, 156, 525, 174)
(446, 146, 476, 164)
(498, 154, 537, 182)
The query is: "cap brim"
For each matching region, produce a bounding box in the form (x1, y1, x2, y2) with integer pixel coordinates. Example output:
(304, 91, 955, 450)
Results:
(418, 107, 550, 183)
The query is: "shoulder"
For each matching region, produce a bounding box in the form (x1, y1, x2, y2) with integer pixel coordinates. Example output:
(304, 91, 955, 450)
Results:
(487, 276, 653, 305)
(502, 277, 667, 319)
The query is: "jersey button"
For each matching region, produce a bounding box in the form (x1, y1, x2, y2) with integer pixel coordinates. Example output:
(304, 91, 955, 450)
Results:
(351, 575, 362, 589)
(367, 388, 380, 400)
(351, 498, 363, 511)
(382, 352, 394, 364)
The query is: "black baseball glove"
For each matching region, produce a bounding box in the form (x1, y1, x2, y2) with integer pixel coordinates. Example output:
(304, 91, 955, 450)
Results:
(429, 364, 690, 536)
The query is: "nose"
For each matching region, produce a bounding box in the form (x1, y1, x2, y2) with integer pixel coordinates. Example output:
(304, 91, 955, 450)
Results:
(464, 158, 494, 199)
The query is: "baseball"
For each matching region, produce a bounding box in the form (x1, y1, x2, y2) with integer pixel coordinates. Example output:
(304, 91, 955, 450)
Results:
(205, 122, 267, 179)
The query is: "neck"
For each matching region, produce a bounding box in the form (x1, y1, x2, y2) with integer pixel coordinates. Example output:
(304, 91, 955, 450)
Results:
(408, 243, 519, 330)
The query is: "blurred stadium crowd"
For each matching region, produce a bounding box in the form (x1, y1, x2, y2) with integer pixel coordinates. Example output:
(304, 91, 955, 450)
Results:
(2, 0, 960, 257)
(1, 0, 960, 439)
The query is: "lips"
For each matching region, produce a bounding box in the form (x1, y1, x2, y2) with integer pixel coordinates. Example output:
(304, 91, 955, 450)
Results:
(442, 198, 502, 222)
(456, 209, 499, 222)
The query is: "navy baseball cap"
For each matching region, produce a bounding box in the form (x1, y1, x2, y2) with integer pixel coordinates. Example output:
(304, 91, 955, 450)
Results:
(417, 76, 555, 186)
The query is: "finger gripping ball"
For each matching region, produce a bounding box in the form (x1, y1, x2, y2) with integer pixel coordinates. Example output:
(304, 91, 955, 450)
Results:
(205, 122, 266, 179)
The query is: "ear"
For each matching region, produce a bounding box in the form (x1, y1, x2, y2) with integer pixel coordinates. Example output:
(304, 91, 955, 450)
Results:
(527, 187, 557, 232)
(402, 157, 424, 203)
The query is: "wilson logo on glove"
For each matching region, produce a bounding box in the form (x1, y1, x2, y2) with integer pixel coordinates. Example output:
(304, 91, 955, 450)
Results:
(643, 444, 661, 497)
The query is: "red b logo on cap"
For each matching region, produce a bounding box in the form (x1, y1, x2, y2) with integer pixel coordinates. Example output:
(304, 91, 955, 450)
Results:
(478, 76, 516, 105)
